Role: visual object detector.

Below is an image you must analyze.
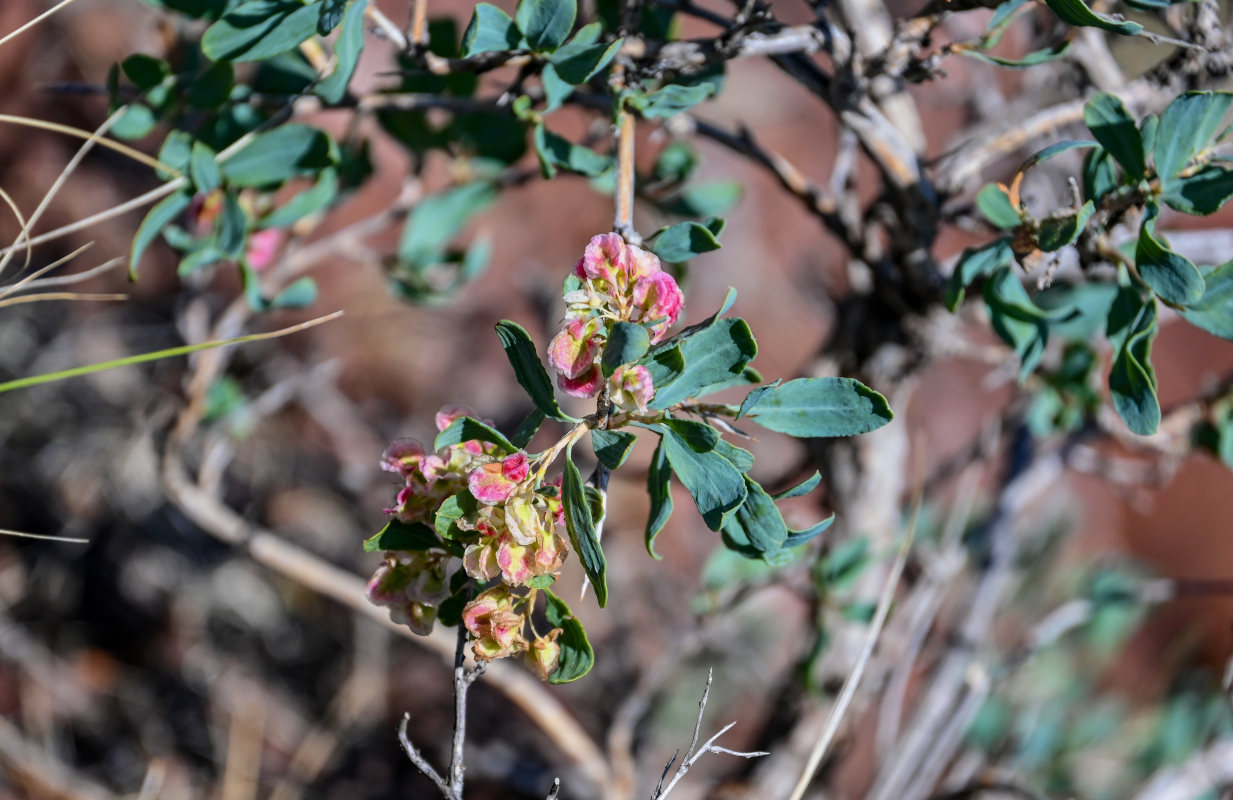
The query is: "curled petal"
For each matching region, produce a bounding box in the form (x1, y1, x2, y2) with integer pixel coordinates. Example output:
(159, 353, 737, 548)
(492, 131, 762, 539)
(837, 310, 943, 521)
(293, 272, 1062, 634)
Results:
(389, 601, 436, 636)
(626, 244, 662, 280)
(501, 453, 529, 482)
(496, 537, 534, 585)
(463, 542, 501, 582)
(468, 462, 519, 504)
(547, 317, 602, 380)
(381, 439, 425, 474)
(610, 365, 654, 412)
(435, 405, 476, 432)
(633, 272, 685, 342)
(578, 233, 628, 283)
(557, 365, 604, 398)
(504, 495, 542, 546)
(366, 558, 413, 606)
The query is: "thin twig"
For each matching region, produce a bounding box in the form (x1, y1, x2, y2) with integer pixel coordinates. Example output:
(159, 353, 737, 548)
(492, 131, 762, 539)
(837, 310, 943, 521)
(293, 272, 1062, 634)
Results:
(787, 497, 921, 800)
(650, 669, 769, 799)
(398, 714, 452, 798)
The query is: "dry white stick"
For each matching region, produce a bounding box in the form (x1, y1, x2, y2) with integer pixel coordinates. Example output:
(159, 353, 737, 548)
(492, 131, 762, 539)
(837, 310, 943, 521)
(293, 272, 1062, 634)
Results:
(650, 669, 769, 799)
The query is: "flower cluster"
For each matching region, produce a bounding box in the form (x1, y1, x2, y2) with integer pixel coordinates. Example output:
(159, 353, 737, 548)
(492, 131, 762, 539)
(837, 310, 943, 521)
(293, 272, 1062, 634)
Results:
(547, 233, 684, 407)
(366, 405, 569, 675)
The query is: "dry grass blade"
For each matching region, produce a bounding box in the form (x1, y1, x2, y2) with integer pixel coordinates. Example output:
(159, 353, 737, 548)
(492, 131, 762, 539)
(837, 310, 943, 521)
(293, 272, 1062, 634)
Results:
(0, 185, 31, 281)
(787, 495, 922, 800)
(0, 0, 82, 50)
(0, 291, 126, 310)
(0, 528, 89, 544)
(0, 242, 95, 300)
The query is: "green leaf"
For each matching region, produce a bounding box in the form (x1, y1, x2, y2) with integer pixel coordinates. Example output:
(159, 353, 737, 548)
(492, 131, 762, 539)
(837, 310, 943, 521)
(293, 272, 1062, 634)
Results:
(657, 425, 747, 530)
(1107, 290, 1160, 435)
(435, 416, 518, 454)
(640, 344, 685, 390)
(721, 478, 789, 559)
(1042, 0, 1143, 35)
(783, 514, 834, 549)
(645, 437, 673, 558)
(1161, 166, 1233, 215)
(157, 130, 193, 178)
(434, 492, 477, 539)
(1140, 113, 1159, 163)
(203, 0, 322, 62)
(713, 439, 753, 472)
(269, 277, 318, 309)
(363, 519, 440, 552)
(946, 236, 1014, 311)
(961, 40, 1070, 68)
(131, 190, 192, 279)
(548, 26, 621, 84)
(1083, 147, 1120, 202)
(1084, 93, 1145, 180)
(976, 183, 1021, 230)
(1019, 140, 1099, 175)
(592, 429, 637, 469)
(629, 83, 715, 118)
(602, 321, 650, 376)
(188, 61, 235, 108)
(664, 181, 743, 217)
(1154, 92, 1233, 186)
(1181, 261, 1233, 340)
(318, 0, 347, 34)
(562, 453, 607, 607)
(494, 320, 572, 421)
(316, 0, 368, 104)
(515, 0, 577, 52)
(983, 268, 1049, 380)
(738, 377, 893, 438)
(653, 142, 698, 184)
(259, 168, 338, 228)
(189, 141, 221, 194)
(527, 574, 557, 589)
(543, 588, 595, 683)
(650, 221, 722, 262)
(111, 104, 157, 140)
(650, 318, 758, 408)
(1036, 200, 1094, 252)
(462, 3, 522, 56)
(398, 182, 497, 266)
(533, 124, 613, 178)
(214, 192, 249, 258)
(510, 409, 546, 448)
(540, 64, 573, 112)
(660, 418, 720, 452)
(773, 471, 822, 500)
(122, 54, 169, 90)
(1136, 204, 1205, 306)
(222, 124, 335, 188)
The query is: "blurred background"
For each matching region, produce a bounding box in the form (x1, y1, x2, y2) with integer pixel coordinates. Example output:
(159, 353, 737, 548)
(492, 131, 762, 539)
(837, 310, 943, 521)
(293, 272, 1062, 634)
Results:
(2, 0, 1233, 798)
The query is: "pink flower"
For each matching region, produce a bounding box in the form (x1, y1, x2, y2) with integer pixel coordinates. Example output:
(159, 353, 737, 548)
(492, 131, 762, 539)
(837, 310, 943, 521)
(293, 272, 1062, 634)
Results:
(633, 272, 685, 342)
(463, 588, 528, 661)
(246, 228, 285, 271)
(435, 405, 474, 432)
(575, 233, 628, 283)
(380, 440, 425, 475)
(468, 461, 520, 504)
(558, 365, 604, 398)
(501, 453, 529, 482)
(610, 365, 654, 412)
(547, 318, 603, 380)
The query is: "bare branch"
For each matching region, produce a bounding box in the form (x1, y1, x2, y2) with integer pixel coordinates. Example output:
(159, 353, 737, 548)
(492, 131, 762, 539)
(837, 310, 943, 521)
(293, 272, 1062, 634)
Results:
(398, 714, 452, 799)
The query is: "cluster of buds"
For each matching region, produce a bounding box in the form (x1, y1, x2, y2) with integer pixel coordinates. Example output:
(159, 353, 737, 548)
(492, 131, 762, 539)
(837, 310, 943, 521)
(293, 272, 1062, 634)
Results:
(366, 406, 568, 675)
(547, 233, 684, 408)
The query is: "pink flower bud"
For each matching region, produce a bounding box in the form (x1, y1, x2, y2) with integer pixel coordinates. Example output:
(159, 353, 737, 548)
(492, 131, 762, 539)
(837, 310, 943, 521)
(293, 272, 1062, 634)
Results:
(633, 272, 685, 342)
(463, 588, 528, 661)
(526, 629, 563, 680)
(246, 228, 285, 272)
(557, 365, 604, 398)
(610, 365, 655, 412)
(380, 440, 425, 474)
